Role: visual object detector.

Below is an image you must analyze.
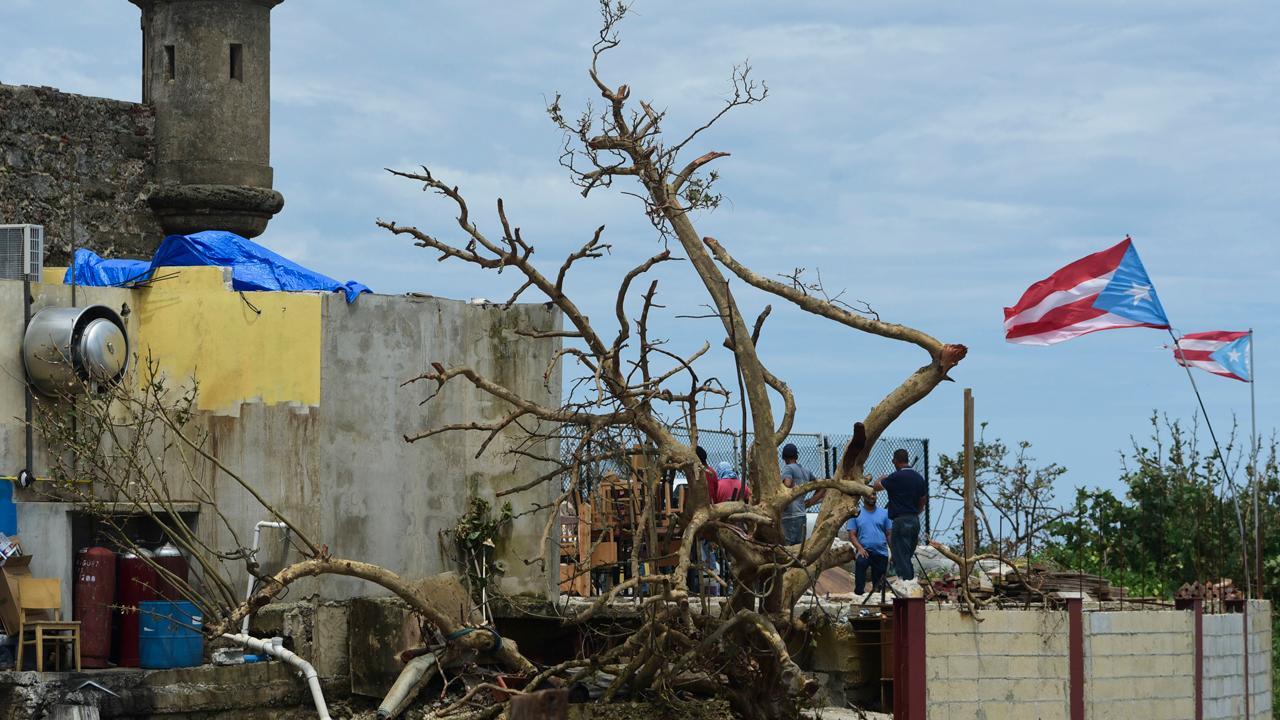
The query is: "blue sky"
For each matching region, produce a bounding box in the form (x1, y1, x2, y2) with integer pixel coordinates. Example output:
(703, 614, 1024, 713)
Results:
(4, 1, 1277, 506)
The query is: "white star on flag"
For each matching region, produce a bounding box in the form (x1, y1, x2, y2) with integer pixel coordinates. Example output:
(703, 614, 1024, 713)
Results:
(1124, 282, 1152, 305)
(1227, 349, 1241, 363)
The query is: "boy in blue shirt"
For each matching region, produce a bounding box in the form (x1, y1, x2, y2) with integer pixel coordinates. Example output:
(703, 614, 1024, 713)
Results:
(845, 492, 891, 595)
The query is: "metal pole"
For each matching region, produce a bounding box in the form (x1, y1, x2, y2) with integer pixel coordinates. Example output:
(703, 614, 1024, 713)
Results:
(923, 438, 931, 538)
(963, 389, 975, 567)
(22, 279, 33, 479)
(1250, 329, 1260, 599)
(1170, 328, 1251, 598)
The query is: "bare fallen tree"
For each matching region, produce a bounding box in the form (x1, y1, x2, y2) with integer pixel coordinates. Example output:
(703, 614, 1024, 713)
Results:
(371, 2, 966, 716)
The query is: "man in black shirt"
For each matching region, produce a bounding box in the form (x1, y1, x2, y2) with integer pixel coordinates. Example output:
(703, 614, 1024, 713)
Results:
(872, 448, 927, 581)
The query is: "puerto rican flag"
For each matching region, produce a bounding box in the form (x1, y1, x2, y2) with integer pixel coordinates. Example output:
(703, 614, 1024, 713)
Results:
(1004, 237, 1171, 346)
(1172, 331, 1252, 382)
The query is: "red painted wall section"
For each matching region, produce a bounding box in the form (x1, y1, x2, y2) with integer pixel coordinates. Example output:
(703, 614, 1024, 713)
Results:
(893, 597, 926, 720)
(1068, 597, 1084, 720)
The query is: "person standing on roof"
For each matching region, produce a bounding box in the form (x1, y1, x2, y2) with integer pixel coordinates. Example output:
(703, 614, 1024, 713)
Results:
(715, 461, 749, 503)
(779, 443, 820, 545)
(872, 449, 927, 581)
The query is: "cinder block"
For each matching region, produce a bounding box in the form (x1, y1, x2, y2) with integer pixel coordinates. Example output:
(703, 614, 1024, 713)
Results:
(930, 678, 980, 702)
(1033, 654, 1070, 679)
(976, 677, 1065, 702)
(1026, 699, 1070, 720)
(927, 632, 983, 658)
(1090, 611, 1191, 635)
(1087, 676, 1137, 701)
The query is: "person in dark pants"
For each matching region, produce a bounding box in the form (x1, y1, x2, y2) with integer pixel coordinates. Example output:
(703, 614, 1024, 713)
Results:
(872, 448, 927, 581)
(779, 443, 819, 545)
(845, 492, 891, 594)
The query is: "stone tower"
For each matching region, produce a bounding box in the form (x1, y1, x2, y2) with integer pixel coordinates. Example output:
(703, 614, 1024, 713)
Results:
(130, 0, 285, 238)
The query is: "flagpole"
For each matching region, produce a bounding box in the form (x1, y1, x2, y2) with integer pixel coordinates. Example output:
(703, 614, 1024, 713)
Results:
(1251, 329, 1261, 598)
(1170, 328, 1252, 598)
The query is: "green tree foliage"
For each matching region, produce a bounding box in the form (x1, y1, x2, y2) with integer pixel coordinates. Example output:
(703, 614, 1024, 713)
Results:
(935, 424, 1066, 557)
(1043, 414, 1276, 599)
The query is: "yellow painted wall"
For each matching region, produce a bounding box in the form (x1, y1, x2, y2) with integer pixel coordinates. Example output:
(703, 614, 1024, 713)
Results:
(136, 267, 321, 413)
(45, 265, 322, 414)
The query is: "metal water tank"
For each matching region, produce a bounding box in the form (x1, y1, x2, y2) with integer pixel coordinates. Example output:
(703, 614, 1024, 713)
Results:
(116, 548, 158, 668)
(75, 546, 117, 668)
(154, 543, 190, 601)
(22, 305, 129, 396)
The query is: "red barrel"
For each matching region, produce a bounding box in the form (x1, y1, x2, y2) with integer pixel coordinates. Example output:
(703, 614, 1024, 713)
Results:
(74, 546, 116, 668)
(116, 549, 158, 667)
(154, 543, 189, 601)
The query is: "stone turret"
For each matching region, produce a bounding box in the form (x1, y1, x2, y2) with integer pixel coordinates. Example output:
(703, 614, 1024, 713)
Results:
(130, 0, 285, 238)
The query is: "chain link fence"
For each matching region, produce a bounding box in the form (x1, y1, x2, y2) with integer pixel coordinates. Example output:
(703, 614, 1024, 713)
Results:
(561, 428, 932, 533)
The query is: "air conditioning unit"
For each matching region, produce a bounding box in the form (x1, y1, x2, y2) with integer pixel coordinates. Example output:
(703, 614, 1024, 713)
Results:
(0, 224, 44, 281)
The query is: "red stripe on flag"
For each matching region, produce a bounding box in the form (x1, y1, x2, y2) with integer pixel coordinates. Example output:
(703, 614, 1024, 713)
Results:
(1173, 349, 1216, 362)
(1003, 238, 1131, 320)
(1180, 330, 1249, 343)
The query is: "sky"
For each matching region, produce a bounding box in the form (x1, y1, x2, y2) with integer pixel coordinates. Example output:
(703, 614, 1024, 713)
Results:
(3, 1, 1277, 504)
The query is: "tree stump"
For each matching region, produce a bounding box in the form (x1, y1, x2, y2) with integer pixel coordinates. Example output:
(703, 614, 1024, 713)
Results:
(509, 688, 569, 720)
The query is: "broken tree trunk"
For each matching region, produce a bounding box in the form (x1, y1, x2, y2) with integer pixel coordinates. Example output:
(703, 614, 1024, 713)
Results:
(509, 689, 569, 720)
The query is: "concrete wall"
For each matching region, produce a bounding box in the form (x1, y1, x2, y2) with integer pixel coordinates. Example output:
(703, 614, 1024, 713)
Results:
(1, 271, 561, 615)
(925, 606, 1070, 719)
(1084, 610, 1194, 719)
(0, 84, 162, 264)
(1204, 602, 1273, 720)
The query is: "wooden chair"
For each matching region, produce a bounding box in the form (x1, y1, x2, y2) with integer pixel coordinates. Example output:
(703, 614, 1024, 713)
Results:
(16, 577, 80, 672)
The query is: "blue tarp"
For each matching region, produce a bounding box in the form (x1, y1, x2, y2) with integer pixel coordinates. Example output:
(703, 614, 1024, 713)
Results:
(64, 231, 372, 303)
(65, 250, 151, 287)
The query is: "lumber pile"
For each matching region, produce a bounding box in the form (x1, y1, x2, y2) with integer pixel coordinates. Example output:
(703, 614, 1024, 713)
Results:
(995, 568, 1122, 602)
(923, 562, 1125, 604)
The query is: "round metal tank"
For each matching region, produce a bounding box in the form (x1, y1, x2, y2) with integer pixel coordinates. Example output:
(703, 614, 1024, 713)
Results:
(116, 548, 158, 668)
(74, 546, 117, 668)
(22, 305, 129, 396)
(153, 543, 190, 601)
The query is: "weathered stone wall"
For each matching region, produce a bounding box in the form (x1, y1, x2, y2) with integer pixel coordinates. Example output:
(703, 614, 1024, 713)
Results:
(0, 83, 163, 265)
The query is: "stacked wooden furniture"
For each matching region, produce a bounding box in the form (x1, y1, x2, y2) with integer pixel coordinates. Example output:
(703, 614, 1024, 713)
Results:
(558, 448, 687, 596)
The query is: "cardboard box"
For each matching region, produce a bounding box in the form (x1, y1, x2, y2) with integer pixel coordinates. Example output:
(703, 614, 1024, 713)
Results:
(0, 553, 34, 635)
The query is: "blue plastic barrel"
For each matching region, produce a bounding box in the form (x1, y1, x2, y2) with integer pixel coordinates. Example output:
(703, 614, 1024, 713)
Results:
(138, 600, 204, 669)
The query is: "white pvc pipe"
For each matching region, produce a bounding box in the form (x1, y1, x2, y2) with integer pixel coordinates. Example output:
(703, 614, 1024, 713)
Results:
(242, 521, 289, 634)
(376, 652, 440, 719)
(223, 633, 330, 720)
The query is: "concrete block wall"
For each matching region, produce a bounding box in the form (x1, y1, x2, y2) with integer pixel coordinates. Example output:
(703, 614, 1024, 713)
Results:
(924, 606, 1070, 719)
(1247, 601, 1273, 720)
(919, 603, 1272, 719)
(1084, 610, 1194, 719)
(1204, 602, 1272, 720)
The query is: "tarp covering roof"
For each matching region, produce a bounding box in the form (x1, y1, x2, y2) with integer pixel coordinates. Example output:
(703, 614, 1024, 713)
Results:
(64, 231, 371, 303)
